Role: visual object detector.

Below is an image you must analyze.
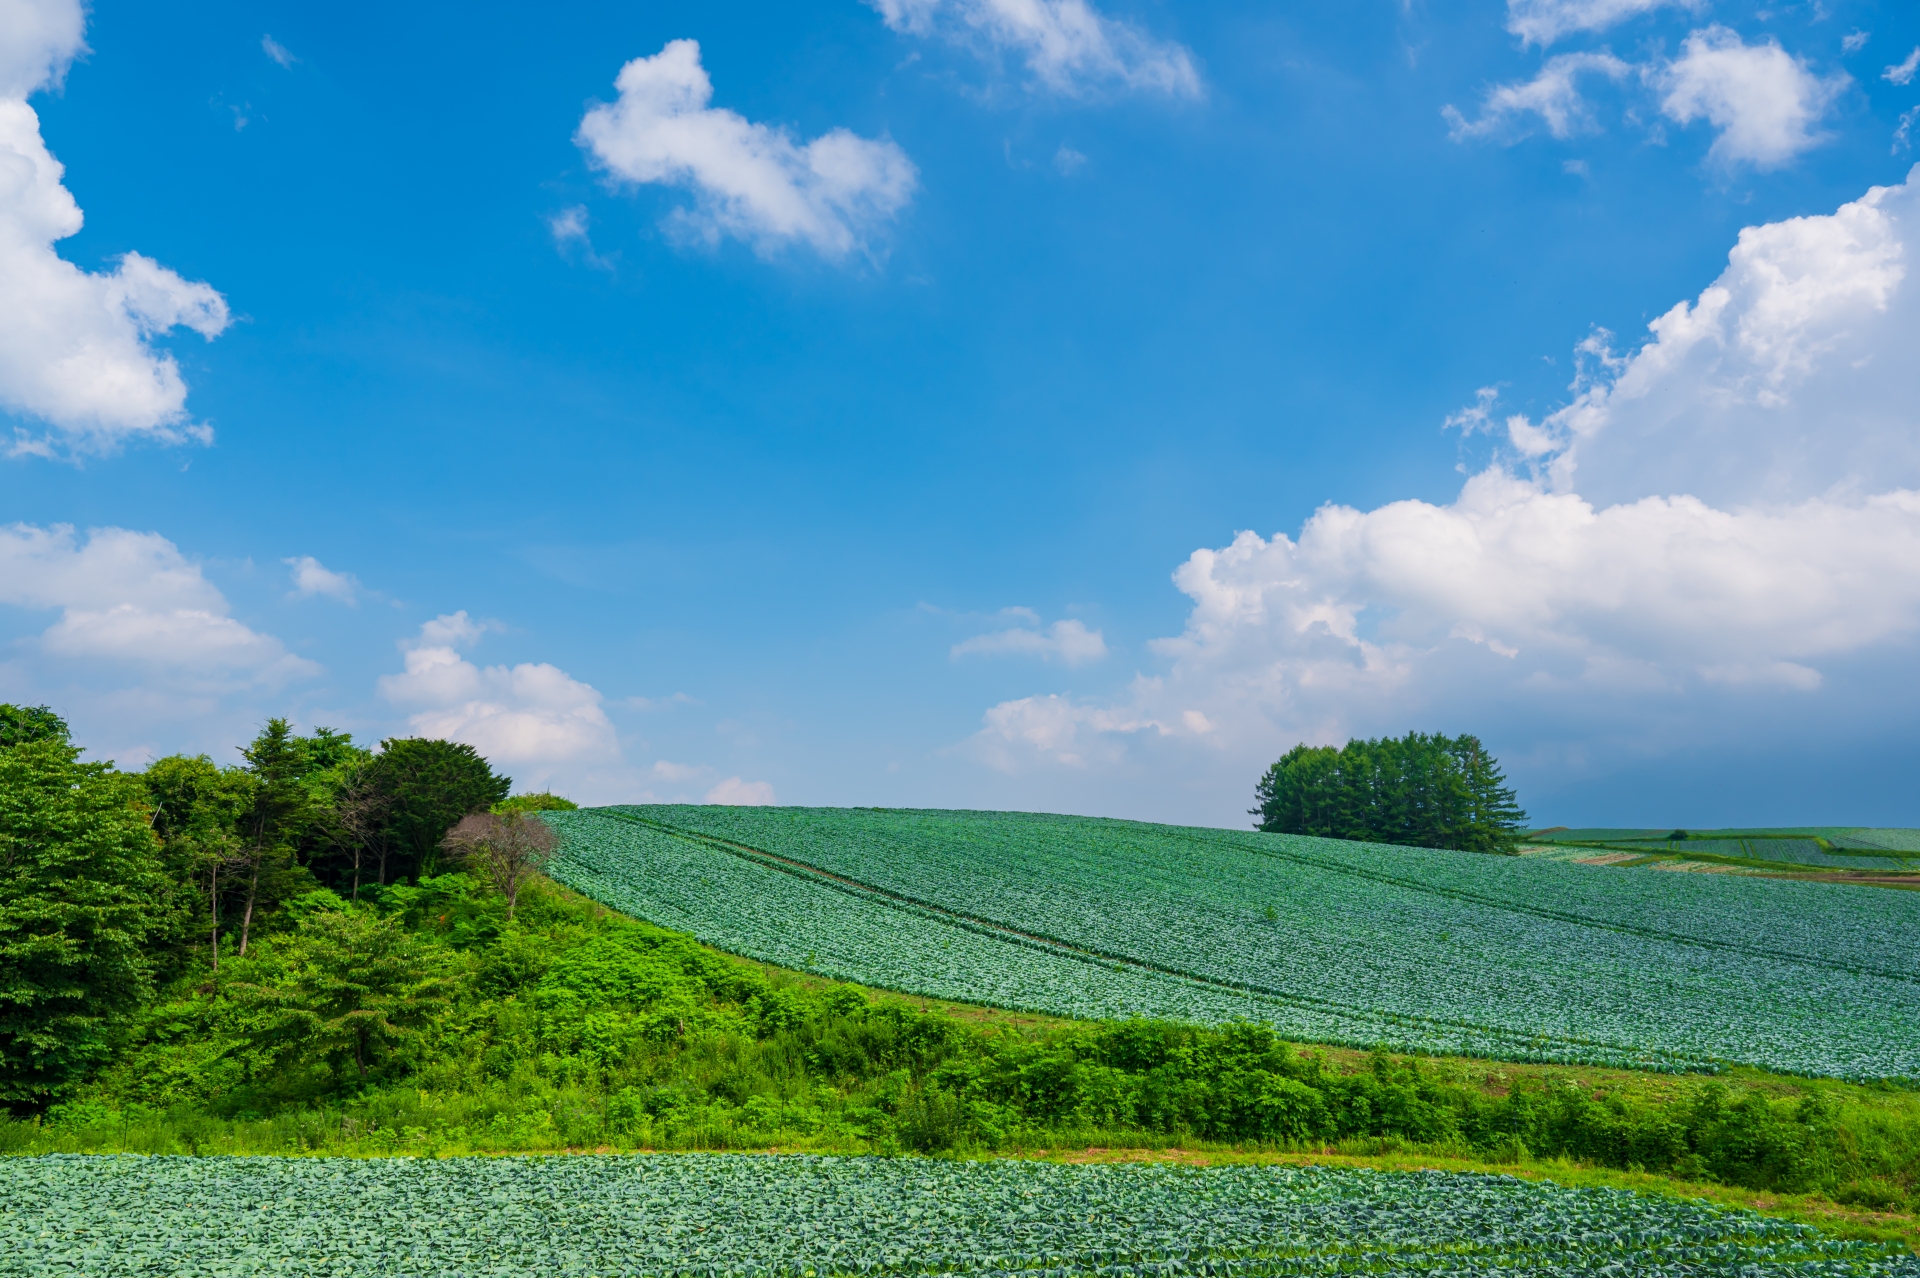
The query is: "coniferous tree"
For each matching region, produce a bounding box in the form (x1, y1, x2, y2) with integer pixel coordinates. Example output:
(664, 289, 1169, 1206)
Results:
(1253, 732, 1526, 854)
(363, 739, 511, 883)
(234, 720, 312, 957)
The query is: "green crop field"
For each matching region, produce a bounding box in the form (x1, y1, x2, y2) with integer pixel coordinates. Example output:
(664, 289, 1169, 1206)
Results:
(6, 1153, 1914, 1276)
(543, 807, 1920, 1080)
(1526, 827, 1920, 872)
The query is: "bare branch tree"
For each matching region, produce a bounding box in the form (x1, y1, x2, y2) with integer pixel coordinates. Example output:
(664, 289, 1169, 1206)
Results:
(196, 832, 249, 976)
(335, 772, 393, 901)
(439, 812, 558, 920)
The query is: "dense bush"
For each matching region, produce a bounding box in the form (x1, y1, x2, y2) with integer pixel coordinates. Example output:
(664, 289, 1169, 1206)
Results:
(13, 871, 1912, 1210)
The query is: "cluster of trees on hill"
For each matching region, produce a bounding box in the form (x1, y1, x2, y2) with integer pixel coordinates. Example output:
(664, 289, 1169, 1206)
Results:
(0, 703, 571, 1109)
(1252, 732, 1528, 854)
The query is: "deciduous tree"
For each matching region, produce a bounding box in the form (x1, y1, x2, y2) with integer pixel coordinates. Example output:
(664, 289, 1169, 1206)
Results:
(0, 719, 166, 1108)
(442, 812, 559, 919)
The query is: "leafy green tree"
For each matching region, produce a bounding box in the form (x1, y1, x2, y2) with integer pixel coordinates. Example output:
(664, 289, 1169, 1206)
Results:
(294, 727, 365, 776)
(1253, 732, 1526, 854)
(0, 705, 68, 750)
(493, 792, 578, 814)
(284, 730, 375, 901)
(0, 730, 166, 1108)
(226, 903, 449, 1082)
(365, 739, 510, 883)
(139, 754, 255, 975)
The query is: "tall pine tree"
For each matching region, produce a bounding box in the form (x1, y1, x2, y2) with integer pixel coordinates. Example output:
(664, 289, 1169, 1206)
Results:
(1252, 732, 1526, 853)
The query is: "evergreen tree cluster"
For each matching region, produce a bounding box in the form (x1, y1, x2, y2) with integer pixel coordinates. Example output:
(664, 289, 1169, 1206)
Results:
(1251, 732, 1528, 854)
(0, 704, 531, 1108)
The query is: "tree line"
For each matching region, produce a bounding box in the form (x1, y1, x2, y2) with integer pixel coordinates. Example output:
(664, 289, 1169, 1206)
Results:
(1252, 731, 1528, 854)
(0, 703, 568, 1109)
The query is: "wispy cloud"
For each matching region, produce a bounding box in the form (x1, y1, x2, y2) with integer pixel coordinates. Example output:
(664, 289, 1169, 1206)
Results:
(1446, 28, 1847, 171)
(261, 34, 298, 67)
(870, 0, 1200, 98)
(1504, 0, 1703, 47)
(1444, 52, 1633, 140)
(953, 617, 1108, 666)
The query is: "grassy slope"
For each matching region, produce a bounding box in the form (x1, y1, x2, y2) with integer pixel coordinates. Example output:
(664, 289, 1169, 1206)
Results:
(3, 874, 1916, 1253)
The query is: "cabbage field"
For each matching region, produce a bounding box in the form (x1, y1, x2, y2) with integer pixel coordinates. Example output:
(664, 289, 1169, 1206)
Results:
(8, 1153, 1915, 1276)
(544, 807, 1920, 1079)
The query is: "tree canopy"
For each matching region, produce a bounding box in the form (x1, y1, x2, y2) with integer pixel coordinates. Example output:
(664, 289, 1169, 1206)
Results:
(0, 709, 519, 1107)
(364, 739, 512, 882)
(0, 705, 68, 750)
(0, 715, 168, 1109)
(1251, 732, 1527, 854)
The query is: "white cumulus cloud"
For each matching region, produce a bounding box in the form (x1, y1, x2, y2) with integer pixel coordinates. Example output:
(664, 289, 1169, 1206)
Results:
(378, 613, 621, 790)
(870, 0, 1200, 98)
(704, 776, 776, 805)
(968, 693, 1163, 770)
(1505, 0, 1703, 46)
(1510, 167, 1919, 506)
(952, 617, 1108, 665)
(0, 0, 230, 455)
(285, 555, 358, 604)
(964, 169, 1920, 814)
(1887, 48, 1920, 86)
(1657, 27, 1847, 169)
(0, 523, 316, 686)
(575, 39, 917, 261)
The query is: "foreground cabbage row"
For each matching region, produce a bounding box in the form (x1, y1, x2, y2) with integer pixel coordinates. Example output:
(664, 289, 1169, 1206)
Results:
(7, 1155, 1915, 1276)
(542, 807, 1920, 1078)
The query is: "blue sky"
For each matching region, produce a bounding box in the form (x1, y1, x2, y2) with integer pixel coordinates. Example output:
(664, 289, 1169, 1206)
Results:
(3, 0, 1919, 827)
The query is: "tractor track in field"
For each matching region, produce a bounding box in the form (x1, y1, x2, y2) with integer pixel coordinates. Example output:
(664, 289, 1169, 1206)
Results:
(587, 809, 1713, 1068)
(1172, 829, 1920, 988)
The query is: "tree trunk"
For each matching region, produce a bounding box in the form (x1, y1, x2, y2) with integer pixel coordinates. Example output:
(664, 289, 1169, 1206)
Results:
(208, 862, 221, 974)
(351, 842, 363, 902)
(238, 855, 261, 957)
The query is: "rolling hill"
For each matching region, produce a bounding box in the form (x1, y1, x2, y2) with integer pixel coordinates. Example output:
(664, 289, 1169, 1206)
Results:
(543, 806, 1920, 1080)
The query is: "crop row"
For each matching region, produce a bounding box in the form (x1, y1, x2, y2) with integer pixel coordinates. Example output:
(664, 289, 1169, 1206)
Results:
(7, 1154, 1915, 1276)
(543, 813, 1634, 1067)
(552, 807, 1920, 1079)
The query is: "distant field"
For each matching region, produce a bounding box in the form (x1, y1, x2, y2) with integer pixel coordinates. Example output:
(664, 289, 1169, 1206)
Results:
(1528, 826, 1920, 872)
(545, 807, 1920, 1080)
(18, 1154, 1914, 1276)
